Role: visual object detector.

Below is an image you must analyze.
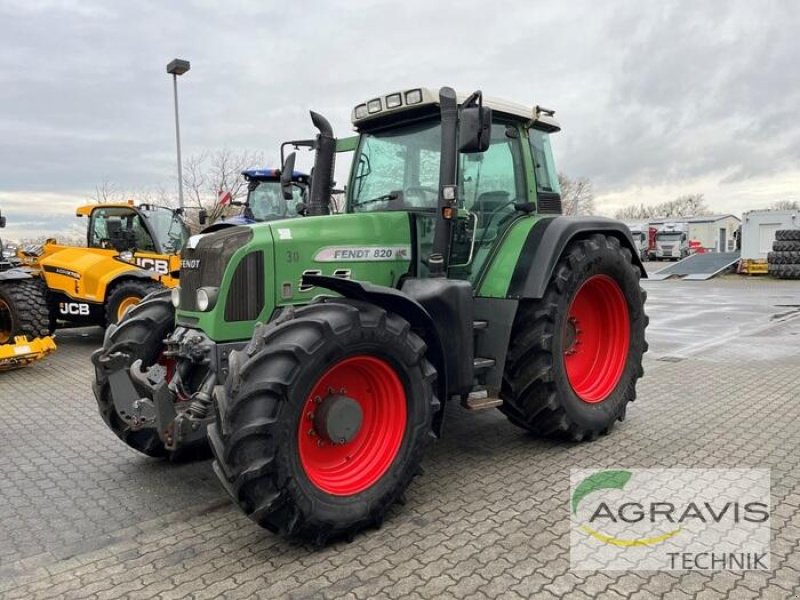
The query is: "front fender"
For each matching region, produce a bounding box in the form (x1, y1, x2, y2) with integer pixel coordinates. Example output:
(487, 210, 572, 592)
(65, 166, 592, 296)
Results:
(507, 216, 647, 300)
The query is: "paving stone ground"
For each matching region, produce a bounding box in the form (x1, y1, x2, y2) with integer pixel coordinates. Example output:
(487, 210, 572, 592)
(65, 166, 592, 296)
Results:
(1, 277, 799, 599)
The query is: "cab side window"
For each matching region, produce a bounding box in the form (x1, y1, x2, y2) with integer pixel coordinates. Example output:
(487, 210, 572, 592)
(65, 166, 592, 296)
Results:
(529, 129, 560, 195)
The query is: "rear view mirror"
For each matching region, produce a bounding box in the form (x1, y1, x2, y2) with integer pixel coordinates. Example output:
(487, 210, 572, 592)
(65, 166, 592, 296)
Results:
(0, 213, 6, 228)
(281, 152, 297, 200)
(459, 91, 492, 153)
(198, 209, 208, 226)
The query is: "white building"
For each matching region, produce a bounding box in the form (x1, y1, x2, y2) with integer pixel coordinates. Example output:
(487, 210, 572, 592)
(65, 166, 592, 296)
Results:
(684, 215, 741, 253)
(740, 209, 800, 260)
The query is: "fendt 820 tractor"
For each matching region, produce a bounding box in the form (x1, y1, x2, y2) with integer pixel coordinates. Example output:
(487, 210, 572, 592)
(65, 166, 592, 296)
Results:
(94, 87, 648, 543)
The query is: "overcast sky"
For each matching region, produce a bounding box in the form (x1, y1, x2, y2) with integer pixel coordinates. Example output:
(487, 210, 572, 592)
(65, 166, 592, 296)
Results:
(1, 0, 798, 239)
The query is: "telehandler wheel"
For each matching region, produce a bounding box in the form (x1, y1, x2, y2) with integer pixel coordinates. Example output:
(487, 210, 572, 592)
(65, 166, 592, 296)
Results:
(209, 300, 437, 544)
(501, 233, 648, 441)
(0, 278, 51, 344)
(105, 280, 163, 325)
(94, 289, 175, 457)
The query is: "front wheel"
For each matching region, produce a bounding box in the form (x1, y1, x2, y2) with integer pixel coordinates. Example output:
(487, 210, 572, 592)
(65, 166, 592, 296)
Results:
(209, 300, 437, 543)
(501, 233, 648, 441)
(105, 280, 163, 326)
(93, 289, 175, 457)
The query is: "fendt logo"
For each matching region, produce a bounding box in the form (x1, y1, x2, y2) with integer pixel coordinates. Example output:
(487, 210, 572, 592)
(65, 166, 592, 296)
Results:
(180, 258, 201, 270)
(59, 302, 90, 316)
(570, 469, 770, 571)
(134, 257, 170, 274)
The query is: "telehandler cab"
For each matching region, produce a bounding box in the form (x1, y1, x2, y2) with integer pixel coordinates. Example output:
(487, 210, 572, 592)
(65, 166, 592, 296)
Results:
(94, 87, 647, 543)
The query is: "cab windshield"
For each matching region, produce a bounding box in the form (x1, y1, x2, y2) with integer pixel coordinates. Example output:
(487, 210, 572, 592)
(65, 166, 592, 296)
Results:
(350, 120, 442, 212)
(656, 232, 683, 241)
(247, 180, 303, 221)
(139, 206, 189, 253)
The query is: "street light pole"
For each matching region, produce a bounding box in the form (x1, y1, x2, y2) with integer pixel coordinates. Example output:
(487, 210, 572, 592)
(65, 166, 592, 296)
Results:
(166, 58, 191, 209)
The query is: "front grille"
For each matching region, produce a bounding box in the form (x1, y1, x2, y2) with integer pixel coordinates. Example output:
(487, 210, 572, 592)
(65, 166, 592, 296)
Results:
(537, 194, 562, 215)
(225, 251, 265, 321)
(179, 227, 253, 311)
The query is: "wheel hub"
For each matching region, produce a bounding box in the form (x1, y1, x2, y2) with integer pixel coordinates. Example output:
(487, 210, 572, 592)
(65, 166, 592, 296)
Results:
(313, 393, 363, 445)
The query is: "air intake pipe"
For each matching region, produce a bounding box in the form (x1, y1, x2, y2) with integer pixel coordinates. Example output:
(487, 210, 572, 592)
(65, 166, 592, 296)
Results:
(307, 111, 336, 216)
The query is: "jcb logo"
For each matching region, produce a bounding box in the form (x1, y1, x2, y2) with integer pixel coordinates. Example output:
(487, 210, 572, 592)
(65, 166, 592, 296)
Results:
(59, 302, 90, 316)
(135, 258, 170, 274)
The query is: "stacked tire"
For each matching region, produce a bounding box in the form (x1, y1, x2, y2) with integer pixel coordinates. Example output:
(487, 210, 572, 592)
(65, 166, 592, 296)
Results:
(768, 230, 800, 279)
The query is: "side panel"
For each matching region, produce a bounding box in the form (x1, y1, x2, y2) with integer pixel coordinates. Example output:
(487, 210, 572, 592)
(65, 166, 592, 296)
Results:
(271, 212, 413, 308)
(475, 216, 543, 298)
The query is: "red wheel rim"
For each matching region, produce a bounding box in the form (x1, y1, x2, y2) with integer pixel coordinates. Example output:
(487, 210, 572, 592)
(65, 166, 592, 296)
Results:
(297, 355, 407, 496)
(564, 275, 630, 403)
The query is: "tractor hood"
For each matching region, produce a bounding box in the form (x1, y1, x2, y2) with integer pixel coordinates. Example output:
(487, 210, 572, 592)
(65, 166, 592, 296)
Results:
(175, 212, 415, 342)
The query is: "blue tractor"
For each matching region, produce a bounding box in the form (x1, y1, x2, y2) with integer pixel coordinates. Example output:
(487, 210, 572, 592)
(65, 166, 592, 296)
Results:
(203, 168, 310, 231)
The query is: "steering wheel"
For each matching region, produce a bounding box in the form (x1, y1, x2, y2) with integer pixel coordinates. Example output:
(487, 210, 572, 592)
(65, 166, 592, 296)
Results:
(404, 186, 438, 208)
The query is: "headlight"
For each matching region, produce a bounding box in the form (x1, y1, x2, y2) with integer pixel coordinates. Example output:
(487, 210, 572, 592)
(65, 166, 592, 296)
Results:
(354, 104, 368, 119)
(119, 250, 134, 263)
(171, 287, 181, 308)
(196, 287, 219, 312)
(405, 89, 423, 105)
(385, 93, 402, 108)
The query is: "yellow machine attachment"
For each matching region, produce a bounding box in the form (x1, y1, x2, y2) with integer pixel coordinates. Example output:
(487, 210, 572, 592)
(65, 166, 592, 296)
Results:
(0, 335, 57, 371)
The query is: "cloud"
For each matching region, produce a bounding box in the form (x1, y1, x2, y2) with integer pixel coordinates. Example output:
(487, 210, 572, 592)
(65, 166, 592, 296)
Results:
(0, 0, 798, 237)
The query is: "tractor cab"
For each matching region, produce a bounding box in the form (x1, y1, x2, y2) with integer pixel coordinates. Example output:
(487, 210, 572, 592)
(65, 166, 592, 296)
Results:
(347, 88, 563, 281)
(242, 168, 309, 222)
(81, 203, 189, 255)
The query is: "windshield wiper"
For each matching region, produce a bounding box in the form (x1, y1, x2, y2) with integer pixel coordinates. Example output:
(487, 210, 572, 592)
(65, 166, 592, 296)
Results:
(351, 191, 399, 208)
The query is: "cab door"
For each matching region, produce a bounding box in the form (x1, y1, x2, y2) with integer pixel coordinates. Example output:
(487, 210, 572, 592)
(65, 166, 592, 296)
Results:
(448, 121, 528, 283)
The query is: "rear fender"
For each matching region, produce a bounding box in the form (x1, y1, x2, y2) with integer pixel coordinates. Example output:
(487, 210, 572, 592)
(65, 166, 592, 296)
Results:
(507, 216, 647, 299)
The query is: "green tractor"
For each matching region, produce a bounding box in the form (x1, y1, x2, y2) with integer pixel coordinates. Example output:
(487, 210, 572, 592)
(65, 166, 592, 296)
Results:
(93, 87, 647, 542)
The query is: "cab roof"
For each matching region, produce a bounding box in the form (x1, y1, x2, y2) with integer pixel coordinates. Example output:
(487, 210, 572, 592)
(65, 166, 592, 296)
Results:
(75, 201, 136, 217)
(242, 168, 309, 182)
(351, 87, 561, 132)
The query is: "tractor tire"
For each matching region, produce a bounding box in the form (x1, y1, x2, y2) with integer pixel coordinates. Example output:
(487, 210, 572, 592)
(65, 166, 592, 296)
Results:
(94, 289, 175, 457)
(767, 251, 800, 265)
(772, 240, 800, 252)
(0, 277, 51, 344)
(209, 300, 437, 544)
(500, 233, 648, 441)
(769, 264, 800, 280)
(105, 280, 163, 326)
(775, 230, 800, 242)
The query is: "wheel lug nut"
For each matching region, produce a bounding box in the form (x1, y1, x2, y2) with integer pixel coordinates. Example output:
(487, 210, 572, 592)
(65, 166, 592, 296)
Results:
(317, 440, 324, 447)
(308, 428, 316, 437)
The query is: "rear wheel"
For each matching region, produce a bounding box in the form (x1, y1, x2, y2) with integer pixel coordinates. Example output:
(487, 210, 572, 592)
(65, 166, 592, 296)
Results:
(501, 234, 648, 440)
(0, 277, 50, 344)
(105, 280, 163, 325)
(209, 300, 437, 543)
(93, 289, 175, 457)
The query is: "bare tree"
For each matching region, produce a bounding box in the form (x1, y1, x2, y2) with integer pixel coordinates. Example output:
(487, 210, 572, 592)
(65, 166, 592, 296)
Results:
(93, 179, 126, 204)
(614, 193, 710, 220)
(769, 199, 799, 210)
(182, 148, 264, 225)
(558, 173, 596, 216)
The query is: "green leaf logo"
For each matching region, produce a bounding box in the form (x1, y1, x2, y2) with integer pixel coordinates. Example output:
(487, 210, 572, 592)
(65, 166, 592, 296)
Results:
(572, 470, 632, 514)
